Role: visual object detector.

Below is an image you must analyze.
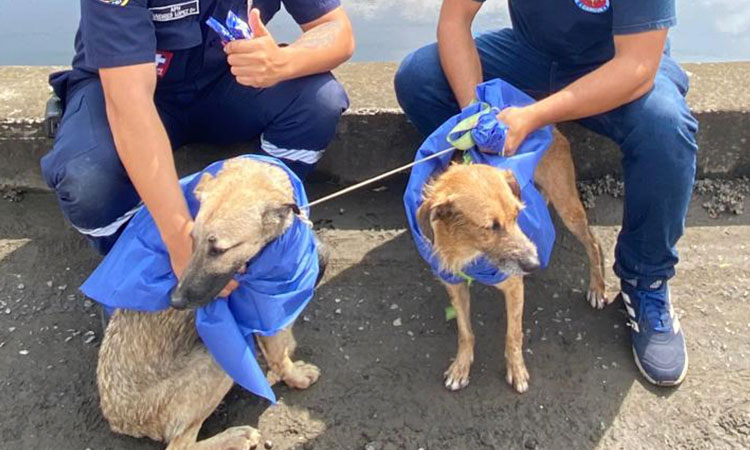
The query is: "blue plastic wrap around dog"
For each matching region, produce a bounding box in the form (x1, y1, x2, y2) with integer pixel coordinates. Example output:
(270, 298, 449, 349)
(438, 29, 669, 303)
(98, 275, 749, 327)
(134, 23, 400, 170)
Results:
(404, 79, 556, 285)
(81, 155, 319, 404)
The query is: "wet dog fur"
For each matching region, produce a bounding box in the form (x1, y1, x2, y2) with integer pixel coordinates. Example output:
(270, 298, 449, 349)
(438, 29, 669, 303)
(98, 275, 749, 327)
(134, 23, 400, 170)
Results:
(97, 158, 320, 449)
(417, 130, 607, 393)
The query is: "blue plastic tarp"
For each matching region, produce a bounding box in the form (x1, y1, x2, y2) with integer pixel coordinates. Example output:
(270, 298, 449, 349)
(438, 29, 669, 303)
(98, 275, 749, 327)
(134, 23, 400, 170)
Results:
(403, 79, 556, 285)
(81, 155, 319, 403)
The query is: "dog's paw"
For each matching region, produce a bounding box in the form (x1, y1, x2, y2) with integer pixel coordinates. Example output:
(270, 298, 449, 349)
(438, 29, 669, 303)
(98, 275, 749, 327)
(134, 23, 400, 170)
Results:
(219, 425, 262, 450)
(283, 360, 321, 390)
(505, 360, 530, 394)
(266, 370, 282, 386)
(444, 358, 471, 391)
(586, 286, 609, 310)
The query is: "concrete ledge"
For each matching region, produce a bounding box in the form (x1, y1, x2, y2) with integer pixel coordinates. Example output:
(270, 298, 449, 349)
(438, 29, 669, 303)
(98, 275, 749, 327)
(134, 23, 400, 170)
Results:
(1, 62, 749, 190)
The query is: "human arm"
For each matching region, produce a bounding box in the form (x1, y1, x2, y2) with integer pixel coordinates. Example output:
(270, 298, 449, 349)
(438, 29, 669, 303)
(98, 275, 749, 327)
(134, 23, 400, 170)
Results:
(224, 6, 355, 88)
(99, 65, 192, 278)
(81, 0, 235, 293)
(99, 66, 237, 295)
(498, 29, 668, 154)
(436, 0, 485, 108)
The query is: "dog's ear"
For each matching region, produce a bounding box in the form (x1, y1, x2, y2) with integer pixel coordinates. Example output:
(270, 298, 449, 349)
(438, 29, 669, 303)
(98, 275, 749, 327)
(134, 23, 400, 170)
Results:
(262, 203, 298, 235)
(194, 172, 215, 201)
(416, 200, 434, 243)
(417, 198, 454, 244)
(504, 170, 521, 200)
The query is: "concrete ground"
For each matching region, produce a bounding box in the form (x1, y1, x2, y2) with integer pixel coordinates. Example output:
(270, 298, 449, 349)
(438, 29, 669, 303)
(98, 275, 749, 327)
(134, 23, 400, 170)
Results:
(1, 179, 749, 450)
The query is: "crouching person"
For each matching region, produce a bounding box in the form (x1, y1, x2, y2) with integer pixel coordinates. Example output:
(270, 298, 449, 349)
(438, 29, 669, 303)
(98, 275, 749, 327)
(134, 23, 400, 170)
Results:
(395, 0, 698, 386)
(41, 0, 354, 283)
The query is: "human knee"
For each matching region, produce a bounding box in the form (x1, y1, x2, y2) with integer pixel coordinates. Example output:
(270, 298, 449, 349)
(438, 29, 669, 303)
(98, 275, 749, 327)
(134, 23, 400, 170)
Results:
(301, 74, 349, 139)
(625, 95, 698, 177)
(42, 152, 135, 231)
(394, 44, 440, 113)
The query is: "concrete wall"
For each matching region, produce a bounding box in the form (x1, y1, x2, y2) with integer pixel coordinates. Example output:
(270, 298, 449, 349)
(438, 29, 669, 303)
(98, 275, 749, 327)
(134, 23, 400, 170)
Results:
(1, 62, 748, 190)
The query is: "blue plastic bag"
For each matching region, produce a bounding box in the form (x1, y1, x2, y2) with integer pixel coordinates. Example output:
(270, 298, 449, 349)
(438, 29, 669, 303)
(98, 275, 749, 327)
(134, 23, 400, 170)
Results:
(206, 10, 253, 44)
(81, 155, 319, 403)
(403, 79, 556, 285)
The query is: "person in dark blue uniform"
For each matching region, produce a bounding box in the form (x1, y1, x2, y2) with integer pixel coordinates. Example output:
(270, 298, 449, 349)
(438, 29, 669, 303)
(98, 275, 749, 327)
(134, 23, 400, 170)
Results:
(394, 0, 696, 386)
(41, 0, 353, 296)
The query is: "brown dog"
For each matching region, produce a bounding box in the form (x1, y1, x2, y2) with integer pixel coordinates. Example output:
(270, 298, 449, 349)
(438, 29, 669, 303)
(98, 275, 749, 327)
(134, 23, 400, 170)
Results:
(417, 130, 607, 393)
(97, 158, 320, 449)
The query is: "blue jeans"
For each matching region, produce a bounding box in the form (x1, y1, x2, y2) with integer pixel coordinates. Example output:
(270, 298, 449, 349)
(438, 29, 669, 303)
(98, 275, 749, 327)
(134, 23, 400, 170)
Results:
(394, 29, 699, 284)
(41, 70, 349, 254)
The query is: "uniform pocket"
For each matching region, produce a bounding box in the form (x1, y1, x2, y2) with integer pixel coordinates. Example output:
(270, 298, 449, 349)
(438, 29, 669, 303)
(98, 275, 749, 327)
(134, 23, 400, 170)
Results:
(41, 90, 98, 189)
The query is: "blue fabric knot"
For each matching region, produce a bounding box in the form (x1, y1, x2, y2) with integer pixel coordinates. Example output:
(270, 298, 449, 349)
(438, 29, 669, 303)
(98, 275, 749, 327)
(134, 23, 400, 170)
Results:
(470, 107, 507, 155)
(80, 155, 319, 404)
(404, 79, 556, 286)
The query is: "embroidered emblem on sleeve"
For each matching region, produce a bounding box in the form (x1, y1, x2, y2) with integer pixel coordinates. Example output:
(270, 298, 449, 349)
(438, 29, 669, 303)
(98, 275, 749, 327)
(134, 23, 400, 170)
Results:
(574, 0, 610, 13)
(98, 0, 131, 6)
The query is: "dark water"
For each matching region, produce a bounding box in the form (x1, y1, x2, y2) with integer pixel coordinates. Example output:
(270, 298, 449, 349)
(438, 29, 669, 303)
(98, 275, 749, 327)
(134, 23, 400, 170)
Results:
(1, 0, 749, 65)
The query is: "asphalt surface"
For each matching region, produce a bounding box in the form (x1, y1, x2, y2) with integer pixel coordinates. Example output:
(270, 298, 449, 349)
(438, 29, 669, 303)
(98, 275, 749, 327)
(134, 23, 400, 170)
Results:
(1, 179, 749, 450)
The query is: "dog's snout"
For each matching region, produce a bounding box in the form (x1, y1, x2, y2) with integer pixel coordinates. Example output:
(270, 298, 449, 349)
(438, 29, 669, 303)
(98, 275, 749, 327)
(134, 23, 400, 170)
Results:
(170, 290, 189, 310)
(519, 254, 540, 273)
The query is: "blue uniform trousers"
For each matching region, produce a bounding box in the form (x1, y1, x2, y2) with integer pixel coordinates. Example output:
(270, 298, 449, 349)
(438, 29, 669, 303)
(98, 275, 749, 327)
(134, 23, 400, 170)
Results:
(41, 70, 348, 254)
(394, 29, 699, 284)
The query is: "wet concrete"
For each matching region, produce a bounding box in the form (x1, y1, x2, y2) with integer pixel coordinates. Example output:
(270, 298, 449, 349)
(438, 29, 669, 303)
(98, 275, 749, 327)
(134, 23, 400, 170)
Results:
(1, 179, 749, 450)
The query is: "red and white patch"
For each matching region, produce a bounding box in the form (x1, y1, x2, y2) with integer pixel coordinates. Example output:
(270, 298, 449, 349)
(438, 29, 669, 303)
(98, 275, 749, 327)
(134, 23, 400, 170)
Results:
(155, 51, 174, 78)
(574, 0, 610, 13)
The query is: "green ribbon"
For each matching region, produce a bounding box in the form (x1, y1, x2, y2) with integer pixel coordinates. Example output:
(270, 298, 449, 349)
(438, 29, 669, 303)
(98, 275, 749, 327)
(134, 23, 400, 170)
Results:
(445, 102, 495, 165)
(446, 102, 492, 151)
(455, 270, 475, 286)
(442, 103, 501, 280)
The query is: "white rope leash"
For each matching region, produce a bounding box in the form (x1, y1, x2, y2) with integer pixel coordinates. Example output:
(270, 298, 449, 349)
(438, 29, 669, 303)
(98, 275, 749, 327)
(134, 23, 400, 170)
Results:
(301, 147, 455, 209)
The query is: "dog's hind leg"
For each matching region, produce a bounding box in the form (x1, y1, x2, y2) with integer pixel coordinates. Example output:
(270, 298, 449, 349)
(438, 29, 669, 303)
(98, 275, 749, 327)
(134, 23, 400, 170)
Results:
(98, 311, 262, 450)
(167, 420, 261, 450)
(536, 129, 608, 309)
(442, 281, 474, 391)
(257, 328, 320, 390)
(496, 275, 530, 393)
(160, 351, 262, 450)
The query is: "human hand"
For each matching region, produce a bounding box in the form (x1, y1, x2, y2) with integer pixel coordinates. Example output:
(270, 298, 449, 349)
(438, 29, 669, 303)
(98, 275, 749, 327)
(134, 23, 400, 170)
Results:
(166, 221, 238, 299)
(224, 8, 290, 88)
(496, 106, 542, 156)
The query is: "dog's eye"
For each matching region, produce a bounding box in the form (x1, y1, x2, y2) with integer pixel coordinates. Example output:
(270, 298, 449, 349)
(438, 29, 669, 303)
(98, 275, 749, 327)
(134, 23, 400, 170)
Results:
(491, 220, 501, 231)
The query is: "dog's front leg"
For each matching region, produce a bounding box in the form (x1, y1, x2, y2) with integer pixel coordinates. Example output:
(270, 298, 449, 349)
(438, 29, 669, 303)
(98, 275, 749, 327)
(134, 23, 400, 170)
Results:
(443, 281, 474, 391)
(257, 328, 320, 390)
(497, 276, 530, 393)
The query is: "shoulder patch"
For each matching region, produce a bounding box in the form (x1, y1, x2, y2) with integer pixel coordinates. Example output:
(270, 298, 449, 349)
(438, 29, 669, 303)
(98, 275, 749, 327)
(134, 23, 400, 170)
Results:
(98, 0, 131, 5)
(574, 0, 610, 13)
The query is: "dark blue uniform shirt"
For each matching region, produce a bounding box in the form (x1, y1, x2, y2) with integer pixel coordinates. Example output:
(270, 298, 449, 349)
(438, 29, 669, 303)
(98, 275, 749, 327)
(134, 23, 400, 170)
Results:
(54, 0, 340, 95)
(477, 0, 676, 65)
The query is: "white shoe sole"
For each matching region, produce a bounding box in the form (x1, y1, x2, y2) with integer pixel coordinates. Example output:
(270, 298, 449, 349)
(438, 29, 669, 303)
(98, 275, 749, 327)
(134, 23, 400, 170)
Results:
(632, 343, 689, 387)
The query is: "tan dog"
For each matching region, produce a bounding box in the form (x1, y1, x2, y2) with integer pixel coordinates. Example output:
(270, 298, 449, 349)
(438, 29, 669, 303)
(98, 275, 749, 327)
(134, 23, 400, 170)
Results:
(97, 158, 320, 450)
(417, 130, 607, 393)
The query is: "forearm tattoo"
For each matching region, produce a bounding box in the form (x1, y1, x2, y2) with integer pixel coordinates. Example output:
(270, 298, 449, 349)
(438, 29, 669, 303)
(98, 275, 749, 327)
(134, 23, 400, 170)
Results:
(291, 22, 341, 49)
